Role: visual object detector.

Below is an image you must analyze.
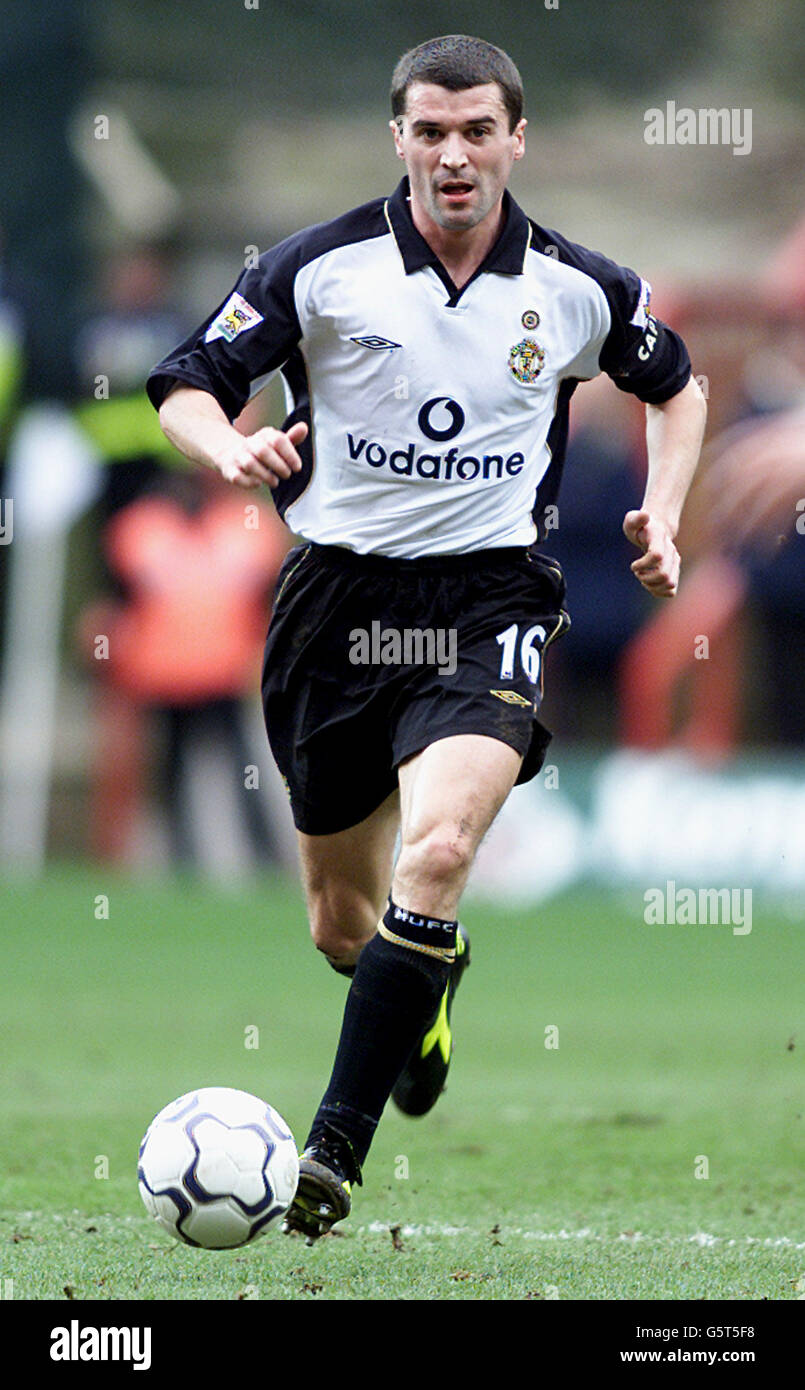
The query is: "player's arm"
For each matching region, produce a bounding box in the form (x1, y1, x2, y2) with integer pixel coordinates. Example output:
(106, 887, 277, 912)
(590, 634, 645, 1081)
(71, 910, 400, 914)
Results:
(148, 236, 308, 490)
(624, 374, 707, 597)
(158, 384, 307, 491)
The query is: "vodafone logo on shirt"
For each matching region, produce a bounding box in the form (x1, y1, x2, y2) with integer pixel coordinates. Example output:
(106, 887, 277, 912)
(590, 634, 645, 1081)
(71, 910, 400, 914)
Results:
(346, 398, 525, 482)
(417, 397, 465, 441)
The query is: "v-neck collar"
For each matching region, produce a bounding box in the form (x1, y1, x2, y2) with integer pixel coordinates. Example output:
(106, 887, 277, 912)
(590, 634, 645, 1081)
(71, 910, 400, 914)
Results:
(384, 176, 532, 306)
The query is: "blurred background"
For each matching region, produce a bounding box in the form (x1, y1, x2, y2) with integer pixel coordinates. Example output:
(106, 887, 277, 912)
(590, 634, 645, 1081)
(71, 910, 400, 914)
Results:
(1, 0, 804, 896)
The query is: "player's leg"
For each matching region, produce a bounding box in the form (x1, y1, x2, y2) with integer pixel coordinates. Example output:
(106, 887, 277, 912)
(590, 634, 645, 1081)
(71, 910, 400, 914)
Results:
(280, 791, 401, 1242)
(392, 733, 521, 915)
(296, 787, 400, 974)
(285, 734, 521, 1241)
(389, 733, 523, 1115)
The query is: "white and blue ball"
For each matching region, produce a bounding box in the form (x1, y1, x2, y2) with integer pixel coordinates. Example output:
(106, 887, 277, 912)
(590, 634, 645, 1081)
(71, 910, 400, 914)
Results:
(138, 1087, 299, 1249)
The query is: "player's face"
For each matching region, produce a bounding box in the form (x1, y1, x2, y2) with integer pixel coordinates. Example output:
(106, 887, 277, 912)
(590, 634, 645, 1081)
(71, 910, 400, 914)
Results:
(390, 82, 526, 235)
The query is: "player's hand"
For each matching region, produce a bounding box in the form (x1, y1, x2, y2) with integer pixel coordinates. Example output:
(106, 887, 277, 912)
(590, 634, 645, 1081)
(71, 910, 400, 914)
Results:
(216, 421, 308, 490)
(623, 508, 681, 597)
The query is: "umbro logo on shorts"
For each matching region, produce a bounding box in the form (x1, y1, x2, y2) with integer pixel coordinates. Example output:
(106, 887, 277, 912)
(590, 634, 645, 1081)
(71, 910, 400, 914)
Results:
(350, 335, 402, 351)
(489, 689, 532, 707)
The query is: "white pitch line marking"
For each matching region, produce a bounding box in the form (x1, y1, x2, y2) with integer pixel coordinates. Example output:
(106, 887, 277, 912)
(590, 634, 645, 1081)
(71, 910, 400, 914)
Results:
(364, 1221, 805, 1248)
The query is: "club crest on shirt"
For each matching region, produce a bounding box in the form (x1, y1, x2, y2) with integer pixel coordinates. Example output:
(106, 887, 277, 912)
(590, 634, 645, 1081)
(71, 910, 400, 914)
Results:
(508, 336, 546, 384)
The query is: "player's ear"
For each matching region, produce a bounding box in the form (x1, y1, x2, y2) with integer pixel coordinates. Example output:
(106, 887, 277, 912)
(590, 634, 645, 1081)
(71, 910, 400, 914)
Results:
(389, 117, 405, 158)
(512, 117, 527, 160)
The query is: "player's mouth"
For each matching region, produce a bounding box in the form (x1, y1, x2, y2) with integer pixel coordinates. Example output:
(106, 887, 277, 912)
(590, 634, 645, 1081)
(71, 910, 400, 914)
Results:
(437, 179, 476, 203)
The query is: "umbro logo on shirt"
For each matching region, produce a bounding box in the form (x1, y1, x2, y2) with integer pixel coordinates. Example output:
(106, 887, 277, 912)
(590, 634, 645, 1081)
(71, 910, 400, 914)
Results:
(350, 335, 402, 351)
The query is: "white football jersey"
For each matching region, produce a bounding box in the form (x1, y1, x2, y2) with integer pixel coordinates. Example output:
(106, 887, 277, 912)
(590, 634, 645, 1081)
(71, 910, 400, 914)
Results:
(148, 178, 690, 558)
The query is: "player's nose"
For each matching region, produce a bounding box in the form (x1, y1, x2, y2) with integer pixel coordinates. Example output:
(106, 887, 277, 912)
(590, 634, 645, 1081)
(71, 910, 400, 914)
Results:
(439, 134, 469, 168)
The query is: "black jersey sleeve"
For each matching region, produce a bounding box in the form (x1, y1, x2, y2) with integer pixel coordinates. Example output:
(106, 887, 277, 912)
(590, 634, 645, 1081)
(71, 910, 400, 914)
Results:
(146, 237, 303, 422)
(599, 291, 692, 407)
(532, 224, 692, 405)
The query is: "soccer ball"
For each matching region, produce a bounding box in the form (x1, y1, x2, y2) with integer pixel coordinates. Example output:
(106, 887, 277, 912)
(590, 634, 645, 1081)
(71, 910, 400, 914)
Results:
(138, 1087, 299, 1249)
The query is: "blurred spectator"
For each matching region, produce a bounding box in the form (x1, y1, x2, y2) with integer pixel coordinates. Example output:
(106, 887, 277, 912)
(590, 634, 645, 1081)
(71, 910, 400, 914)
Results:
(542, 374, 650, 742)
(80, 469, 290, 868)
(707, 405, 805, 549)
(0, 224, 27, 615)
(549, 302, 805, 750)
(705, 392, 805, 744)
(74, 245, 188, 516)
(0, 227, 25, 458)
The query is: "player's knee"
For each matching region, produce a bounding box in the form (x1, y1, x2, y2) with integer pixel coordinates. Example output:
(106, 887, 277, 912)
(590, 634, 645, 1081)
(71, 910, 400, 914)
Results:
(396, 825, 474, 892)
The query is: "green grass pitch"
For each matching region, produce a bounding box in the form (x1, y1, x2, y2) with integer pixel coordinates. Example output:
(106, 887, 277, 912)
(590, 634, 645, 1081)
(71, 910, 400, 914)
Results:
(1, 867, 802, 1301)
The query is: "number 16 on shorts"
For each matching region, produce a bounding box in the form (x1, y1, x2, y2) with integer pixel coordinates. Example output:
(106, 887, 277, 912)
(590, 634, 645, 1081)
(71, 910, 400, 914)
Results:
(495, 623, 547, 683)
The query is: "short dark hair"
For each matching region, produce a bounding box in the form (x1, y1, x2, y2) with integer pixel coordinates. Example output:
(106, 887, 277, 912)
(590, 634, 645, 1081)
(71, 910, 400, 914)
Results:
(391, 35, 524, 134)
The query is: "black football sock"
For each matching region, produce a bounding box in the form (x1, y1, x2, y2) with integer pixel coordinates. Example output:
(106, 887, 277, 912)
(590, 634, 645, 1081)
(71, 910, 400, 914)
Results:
(305, 899, 457, 1178)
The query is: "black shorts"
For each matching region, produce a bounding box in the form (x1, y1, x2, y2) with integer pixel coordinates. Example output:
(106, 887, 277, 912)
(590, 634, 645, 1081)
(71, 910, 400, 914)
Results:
(261, 542, 569, 835)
